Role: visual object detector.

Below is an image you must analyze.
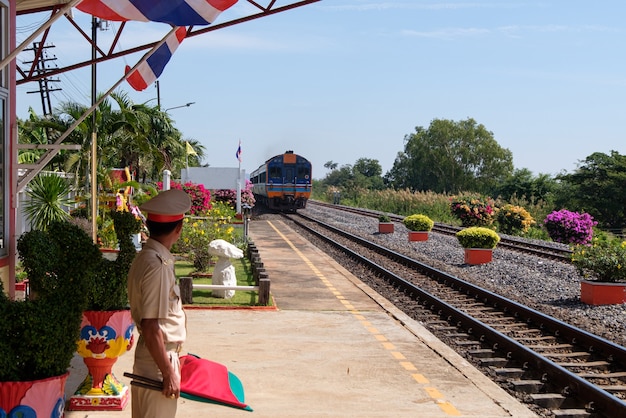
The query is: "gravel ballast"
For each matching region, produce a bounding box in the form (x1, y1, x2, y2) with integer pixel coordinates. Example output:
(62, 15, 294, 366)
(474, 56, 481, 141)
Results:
(301, 204, 626, 348)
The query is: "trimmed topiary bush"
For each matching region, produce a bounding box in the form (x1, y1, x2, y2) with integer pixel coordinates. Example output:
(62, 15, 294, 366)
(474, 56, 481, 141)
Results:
(403, 214, 434, 232)
(456, 227, 500, 249)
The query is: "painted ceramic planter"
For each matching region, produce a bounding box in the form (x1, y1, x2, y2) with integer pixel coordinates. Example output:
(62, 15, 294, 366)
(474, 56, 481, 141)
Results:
(0, 372, 68, 418)
(464, 248, 493, 265)
(68, 310, 135, 411)
(408, 231, 429, 242)
(580, 280, 626, 305)
(378, 223, 394, 234)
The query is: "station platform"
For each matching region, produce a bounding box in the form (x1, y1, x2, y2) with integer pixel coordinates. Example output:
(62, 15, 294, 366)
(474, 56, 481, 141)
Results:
(64, 219, 537, 418)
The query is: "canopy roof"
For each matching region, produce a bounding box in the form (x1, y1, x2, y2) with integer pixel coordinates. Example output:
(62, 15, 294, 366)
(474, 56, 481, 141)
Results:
(16, 0, 72, 14)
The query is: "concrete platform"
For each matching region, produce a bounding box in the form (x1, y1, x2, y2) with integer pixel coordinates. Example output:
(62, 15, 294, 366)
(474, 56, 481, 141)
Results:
(64, 219, 537, 417)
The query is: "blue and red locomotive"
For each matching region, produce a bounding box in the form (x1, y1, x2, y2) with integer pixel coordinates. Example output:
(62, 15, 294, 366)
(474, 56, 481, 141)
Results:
(250, 151, 312, 211)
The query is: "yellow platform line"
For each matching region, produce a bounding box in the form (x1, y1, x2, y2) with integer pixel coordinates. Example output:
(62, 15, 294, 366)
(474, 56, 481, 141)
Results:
(268, 220, 462, 416)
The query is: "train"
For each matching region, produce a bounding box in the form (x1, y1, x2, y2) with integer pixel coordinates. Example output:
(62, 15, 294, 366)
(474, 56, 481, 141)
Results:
(250, 151, 312, 211)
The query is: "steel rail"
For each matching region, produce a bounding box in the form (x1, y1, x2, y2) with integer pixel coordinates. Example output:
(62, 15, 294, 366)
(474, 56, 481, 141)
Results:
(290, 212, 626, 416)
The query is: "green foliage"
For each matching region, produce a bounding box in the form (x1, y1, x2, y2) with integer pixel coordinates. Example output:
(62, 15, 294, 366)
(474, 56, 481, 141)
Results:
(378, 214, 391, 223)
(496, 204, 535, 235)
(456, 227, 501, 249)
(450, 195, 496, 227)
(387, 118, 514, 194)
(571, 238, 626, 282)
(23, 173, 74, 231)
(174, 256, 266, 306)
(8, 221, 102, 381)
(495, 168, 557, 203)
(0, 290, 84, 381)
(403, 214, 434, 231)
(88, 210, 143, 310)
(556, 150, 626, 230)
(173, 202, 237, 271)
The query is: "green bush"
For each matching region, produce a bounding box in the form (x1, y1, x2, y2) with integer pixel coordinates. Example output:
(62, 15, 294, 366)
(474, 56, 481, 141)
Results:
(571, 238, 626, 282)
(88, 210, 143, 311)
(403, 214, 434, 231)
(4, 220, 101, 381)
(378, 213, 391, 223)
(456, 227, 500, 249)
(496, 204, 535, 235)
(450, 195, 496, 227)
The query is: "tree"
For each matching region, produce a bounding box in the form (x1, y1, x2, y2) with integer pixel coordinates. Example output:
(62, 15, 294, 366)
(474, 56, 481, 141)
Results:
(388, 118, 514, 194)
(324, 161, 338, 171)
(556, 151, 626, 230)
(495, 168, 557, 202)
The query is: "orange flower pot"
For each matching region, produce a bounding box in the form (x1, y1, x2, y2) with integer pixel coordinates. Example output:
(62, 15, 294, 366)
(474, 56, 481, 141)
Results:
(580, 280, 626, 305)
(408, 231, 429, 242)
(464, 248, 493, 265)
(378, 223, 394, 234)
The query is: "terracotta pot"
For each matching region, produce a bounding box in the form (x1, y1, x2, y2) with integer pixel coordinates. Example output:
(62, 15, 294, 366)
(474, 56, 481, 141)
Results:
(0, 372, 68, 417)
(580, 280, 626, 305)
(68, 310, 135, 411)
(408, 231, 429, 242)
(378, 223, 394, 234)
(464, 248, 493, 265)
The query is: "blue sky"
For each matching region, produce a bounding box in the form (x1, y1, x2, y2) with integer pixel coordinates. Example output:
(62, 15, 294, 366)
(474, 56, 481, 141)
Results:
(15, 1, 626, 180)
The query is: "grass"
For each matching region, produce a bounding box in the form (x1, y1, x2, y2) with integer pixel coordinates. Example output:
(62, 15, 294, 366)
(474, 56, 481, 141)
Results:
(175, 255, 272, 307)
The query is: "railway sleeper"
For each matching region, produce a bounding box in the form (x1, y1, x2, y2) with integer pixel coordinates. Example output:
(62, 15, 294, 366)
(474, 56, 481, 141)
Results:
(528, 343, 575, 351)
(578, 371, 626, 379)
(543, 352, 592, 361)
(599, 385, 626, 394)
(557, 360, 611, 370)
(529, 393, 575, 410)
(468, 348, 496, 358)
(492, 367, 526, 380)
(551, 409, 591, 418)
(478, 357, 509, 367)
(511, 379, 544, 393)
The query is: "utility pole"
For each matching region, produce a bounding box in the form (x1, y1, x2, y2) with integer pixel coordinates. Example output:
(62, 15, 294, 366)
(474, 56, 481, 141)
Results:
(23, 42, 61, 117)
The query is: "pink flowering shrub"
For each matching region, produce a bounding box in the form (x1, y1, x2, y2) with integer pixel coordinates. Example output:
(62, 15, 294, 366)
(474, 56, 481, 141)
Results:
(212, 180, 256, 210)
(543, 209, 597, 245)
(158, 181, 212, 215)
(450, 195, 496, 227)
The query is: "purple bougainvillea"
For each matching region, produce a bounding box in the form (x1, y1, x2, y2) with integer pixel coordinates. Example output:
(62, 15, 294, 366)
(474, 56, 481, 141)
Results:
(543, 209, 597, 245)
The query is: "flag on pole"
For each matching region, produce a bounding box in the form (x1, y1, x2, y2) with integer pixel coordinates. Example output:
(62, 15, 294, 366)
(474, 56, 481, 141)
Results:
(186, 141, 197, 156)
(76, 0, 238, 26)
(124, 26, 187, 91)
(235, 141, 242, 163)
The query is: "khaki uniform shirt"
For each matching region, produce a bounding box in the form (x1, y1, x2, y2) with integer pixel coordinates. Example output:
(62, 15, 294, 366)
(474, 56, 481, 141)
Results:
(127, 239, 186, 343)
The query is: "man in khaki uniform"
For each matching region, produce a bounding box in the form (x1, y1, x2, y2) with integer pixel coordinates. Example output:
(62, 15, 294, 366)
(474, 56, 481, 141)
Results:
(128, 188, 191, 418)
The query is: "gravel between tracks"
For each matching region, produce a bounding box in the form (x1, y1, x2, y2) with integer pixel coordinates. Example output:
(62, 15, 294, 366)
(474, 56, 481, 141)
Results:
(298, 205, 626, 348)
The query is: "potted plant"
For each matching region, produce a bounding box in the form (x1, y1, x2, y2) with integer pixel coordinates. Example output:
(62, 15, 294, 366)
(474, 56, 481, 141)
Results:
(69, 209, 143, 411)
(0, 221, 101, 417)
(378, 213, 394, 234)
(571, 238, 626, 305)
(403, 214, 434, 242)
(456, 227, 500, 265)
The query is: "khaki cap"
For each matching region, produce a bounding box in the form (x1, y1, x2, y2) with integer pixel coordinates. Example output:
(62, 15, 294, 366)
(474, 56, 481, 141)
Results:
(140, 189, 192, 222)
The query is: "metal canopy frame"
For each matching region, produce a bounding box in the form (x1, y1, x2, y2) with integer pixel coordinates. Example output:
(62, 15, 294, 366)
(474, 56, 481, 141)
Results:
(17, 0, 321, 85)
(13, 0, 321, 191)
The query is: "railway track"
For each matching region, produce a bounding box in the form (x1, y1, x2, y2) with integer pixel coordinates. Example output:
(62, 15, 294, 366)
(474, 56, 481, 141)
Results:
(284, 211, 626, 418)
(308, 200, 573, 262)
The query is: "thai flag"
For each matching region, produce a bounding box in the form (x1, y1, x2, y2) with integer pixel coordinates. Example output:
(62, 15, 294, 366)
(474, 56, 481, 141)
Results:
(124, 26, 187, 91)
(76, 0, 238, 26)
(235, 141, 242, 163)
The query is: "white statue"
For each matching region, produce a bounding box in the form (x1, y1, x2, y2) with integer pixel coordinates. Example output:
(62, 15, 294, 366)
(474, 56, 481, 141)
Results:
(208, 239, 244, 299)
